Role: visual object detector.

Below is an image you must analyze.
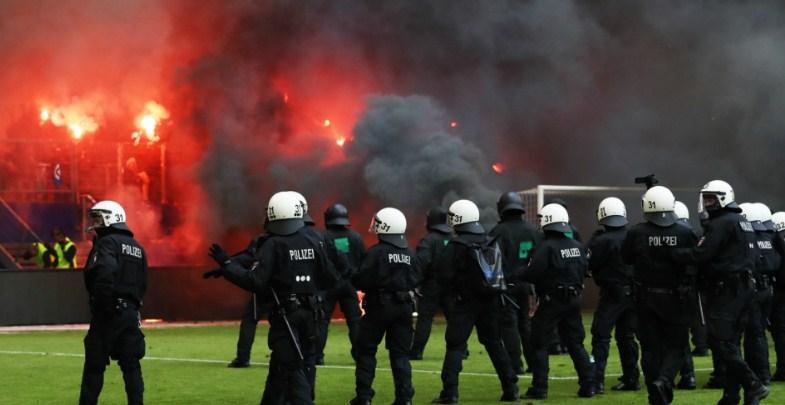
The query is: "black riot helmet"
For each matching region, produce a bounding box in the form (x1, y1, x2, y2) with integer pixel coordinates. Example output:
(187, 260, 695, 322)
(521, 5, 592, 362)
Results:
(497, 191, 525, 216)
(324, 203, 351, 227)
(426, 206, 451, 233)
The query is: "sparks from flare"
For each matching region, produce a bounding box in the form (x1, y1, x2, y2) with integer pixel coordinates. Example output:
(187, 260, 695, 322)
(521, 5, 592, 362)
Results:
(39, 102, 100, 140)
(492, 163, 505, 174)
(450, 121, 459, 128)
(132, 101, 169, 145)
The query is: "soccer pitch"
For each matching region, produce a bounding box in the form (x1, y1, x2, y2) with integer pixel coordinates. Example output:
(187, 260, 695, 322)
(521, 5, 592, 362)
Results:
(1, 318, 782, 404)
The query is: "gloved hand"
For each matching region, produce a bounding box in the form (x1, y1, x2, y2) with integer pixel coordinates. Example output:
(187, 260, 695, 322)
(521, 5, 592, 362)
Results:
(208, 243, 231, 266)
(202, 268, 224, 279)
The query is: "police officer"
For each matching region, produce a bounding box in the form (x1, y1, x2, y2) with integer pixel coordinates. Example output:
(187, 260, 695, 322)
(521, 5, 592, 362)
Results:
(673, 200, 698, 391)
(318, 203, 365, 365)
(79, 200, 148, 405)
(675, 201, 710, 358)
(771, 210, 785, 381)
(671, 180, 769, 405)
(521, 203, 595, 400)
(587, 197, 640, 394)
(743, 203, 781, 385)
(431, 199, 519, 404)
(207, 191, 339, 404)
(490, 191, 541, 375)
(350, 207, 420, 405)
(410, 206, 452, 360)
(621, 186, 696, 405)
(205, 233, 271, 368)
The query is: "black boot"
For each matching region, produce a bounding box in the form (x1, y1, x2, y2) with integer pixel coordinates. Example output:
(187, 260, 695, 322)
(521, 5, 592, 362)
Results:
(744, 384, 769, 405)
(677, 375, 697, 390)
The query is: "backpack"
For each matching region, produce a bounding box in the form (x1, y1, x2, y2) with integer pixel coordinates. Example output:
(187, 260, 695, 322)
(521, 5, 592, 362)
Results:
(456, 236, 507, 293)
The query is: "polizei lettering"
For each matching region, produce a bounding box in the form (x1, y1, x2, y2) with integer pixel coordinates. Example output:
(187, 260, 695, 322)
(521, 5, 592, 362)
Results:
(757, 240, 773, 250)
(289, 248, 315, 261)
(121, 244, 143, 258)
(560, 248, 581, 259)
(648, 236, 677, 247)
(388, 253, 411, 265)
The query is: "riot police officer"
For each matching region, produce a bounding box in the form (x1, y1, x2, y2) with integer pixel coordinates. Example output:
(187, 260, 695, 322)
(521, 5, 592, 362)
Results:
(410, 206, 452, 360)
(743, 203, 782, 385)
(318, 203, 365, 364)
(771, 210, 785, 381)
(587, 197, 640, 394)
(205, 233, 271, 368)
(207, 191, 339, 404)
(673, 201, 698, 391)
(521, 203, 595, 400)
(490, 191, 541, 375)
(431, 199, 519, 404)
(671, 180, 769, 405)
(622, 186, 697, 405)
(79, 200, 148, 405)
(350, 208, 420, 405)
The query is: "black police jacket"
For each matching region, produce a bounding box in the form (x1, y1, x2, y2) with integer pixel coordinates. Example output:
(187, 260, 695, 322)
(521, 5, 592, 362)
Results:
(352, 241, 420, 293)
(755, 229, 784, 277)
(489, 217, 542, 284)
(435, 231, 495, 298)
(223, 227, 340, 296)
(622, 221, 697, 288)
(84, 229, 148, 317)
(323, 226, 366, 278)
(520, 232, 586, 294)
(672, 209, 756, 280)
(415, 230, 451, 292)
(587, 227, 633, 287)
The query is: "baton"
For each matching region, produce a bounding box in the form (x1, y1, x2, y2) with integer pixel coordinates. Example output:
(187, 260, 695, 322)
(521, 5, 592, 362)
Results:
(697, 290, 706, 327)
(270, 287, 304, 361)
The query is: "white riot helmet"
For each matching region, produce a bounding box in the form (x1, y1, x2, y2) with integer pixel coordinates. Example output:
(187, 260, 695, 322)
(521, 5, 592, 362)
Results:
(89, 200, 129, 231)
(674, 201, 690, 221)
(266, 191, 306, 235)
(539, 203, 571, 233)
(369, 207, 408, 248)
(448, 199, 484, 234)
(754, 203, 775, 231)
(286, 191, 314, 225)
(699, 180, 737, 212)
(771, 211, 785, 233)
(642, 186, 677, 227)
(597, 197, 627, 227)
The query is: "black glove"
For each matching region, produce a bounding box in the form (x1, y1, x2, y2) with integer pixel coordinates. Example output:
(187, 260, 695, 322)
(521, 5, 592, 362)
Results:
(208, 243, 231, 266)
(202, 268, 224, 279)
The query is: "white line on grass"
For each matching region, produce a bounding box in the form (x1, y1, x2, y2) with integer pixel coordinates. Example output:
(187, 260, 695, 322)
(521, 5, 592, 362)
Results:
(0, 349, 713, 381)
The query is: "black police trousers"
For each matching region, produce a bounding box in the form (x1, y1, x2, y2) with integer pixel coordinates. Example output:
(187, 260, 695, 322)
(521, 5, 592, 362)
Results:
(688, 288, 709, 353)
(591, 284, 639, 386)
(500, 292, 533, 373)
(438, 294, 518, 398)
(704, 277, 762, 400)
(235, 297, 268, 363)
(772, 289, 785, 376)
(411, 288, 446, 357)
(351, 295, 415, 403)
(318, 281, 361, 362)
(530, 292, 593, 391)
(636, 289, 689, 404)
(259, 304, 318, 405)
(744, 283, 773, 382)
(79, 308, 145, 405)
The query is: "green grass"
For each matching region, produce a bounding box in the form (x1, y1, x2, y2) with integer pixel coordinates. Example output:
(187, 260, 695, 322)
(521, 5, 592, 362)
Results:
(1, 317, 783, 404)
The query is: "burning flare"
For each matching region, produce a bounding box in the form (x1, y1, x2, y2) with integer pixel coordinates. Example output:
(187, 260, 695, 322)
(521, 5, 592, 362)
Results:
(492, 162, 505, 174)
(39, 103, 100, 140)
(132, 101, 169, 145)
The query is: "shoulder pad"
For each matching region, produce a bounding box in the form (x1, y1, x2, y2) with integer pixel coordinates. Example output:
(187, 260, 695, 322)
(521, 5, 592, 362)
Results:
(739, 220, 755, 233)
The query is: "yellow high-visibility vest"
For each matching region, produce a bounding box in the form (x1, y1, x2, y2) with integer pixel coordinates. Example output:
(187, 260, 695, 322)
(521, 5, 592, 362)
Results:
(32, 242, 51, 268)
(54, 238, 78, 269)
